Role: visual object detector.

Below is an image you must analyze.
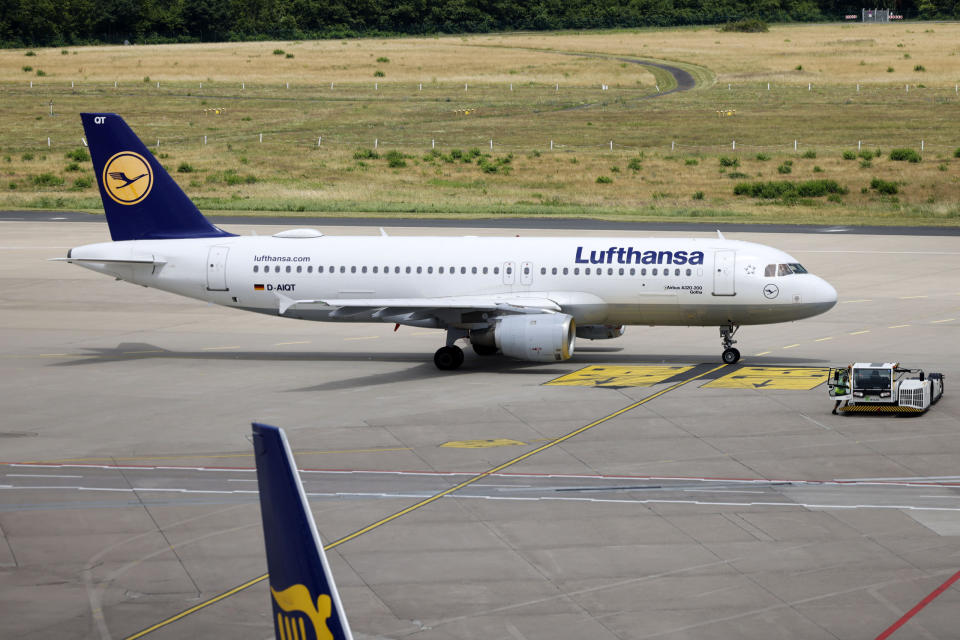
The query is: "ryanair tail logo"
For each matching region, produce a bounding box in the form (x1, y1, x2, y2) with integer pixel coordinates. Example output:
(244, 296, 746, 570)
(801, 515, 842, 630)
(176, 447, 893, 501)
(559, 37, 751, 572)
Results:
(271, 583, 334, 640)
(102, 151, 153, 205)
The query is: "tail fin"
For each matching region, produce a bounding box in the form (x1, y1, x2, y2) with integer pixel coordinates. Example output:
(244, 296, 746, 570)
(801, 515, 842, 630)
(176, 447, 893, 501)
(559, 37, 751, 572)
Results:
(80, 113, 233, 242)
(252, 423, 353, 640)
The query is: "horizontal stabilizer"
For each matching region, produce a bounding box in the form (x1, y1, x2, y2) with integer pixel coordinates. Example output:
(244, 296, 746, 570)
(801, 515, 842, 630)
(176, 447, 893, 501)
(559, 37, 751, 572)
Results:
(50, 257, 166, 265)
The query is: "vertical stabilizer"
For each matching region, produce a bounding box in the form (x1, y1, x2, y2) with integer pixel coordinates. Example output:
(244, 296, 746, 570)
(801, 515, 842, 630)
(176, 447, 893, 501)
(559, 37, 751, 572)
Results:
(80, 113, 233, 241)
(252, 423, 353, 640)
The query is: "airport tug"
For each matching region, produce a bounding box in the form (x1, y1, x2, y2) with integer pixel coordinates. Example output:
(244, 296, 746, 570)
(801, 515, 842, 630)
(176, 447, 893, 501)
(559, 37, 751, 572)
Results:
(828, 363, 944, 415)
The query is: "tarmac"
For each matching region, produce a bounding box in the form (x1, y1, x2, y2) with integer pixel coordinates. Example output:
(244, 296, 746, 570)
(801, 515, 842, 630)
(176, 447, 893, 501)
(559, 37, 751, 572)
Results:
(2, 219, 959, 640)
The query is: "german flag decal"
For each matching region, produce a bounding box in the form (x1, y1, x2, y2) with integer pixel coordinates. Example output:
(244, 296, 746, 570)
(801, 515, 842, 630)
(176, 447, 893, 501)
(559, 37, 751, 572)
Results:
(254, 284, 265, 291)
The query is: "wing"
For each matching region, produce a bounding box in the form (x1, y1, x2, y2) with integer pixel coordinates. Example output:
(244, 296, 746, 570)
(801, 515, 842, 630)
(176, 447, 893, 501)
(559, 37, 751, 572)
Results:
(108, 171, 128, 181)
(275, 293, 561, 317)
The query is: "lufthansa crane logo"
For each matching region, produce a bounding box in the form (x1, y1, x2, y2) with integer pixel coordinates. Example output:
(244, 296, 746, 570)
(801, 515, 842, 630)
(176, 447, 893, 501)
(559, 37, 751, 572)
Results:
(763, 284, 780, 299)
(102, 151, 153, 205)
(271, 583, 334, 640)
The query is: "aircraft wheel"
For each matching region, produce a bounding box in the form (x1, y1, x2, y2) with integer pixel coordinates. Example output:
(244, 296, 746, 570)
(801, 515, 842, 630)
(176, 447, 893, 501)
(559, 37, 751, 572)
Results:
(434, 345, 464, 370)
(472, 343, 498, 356)
(722, 348, 741, 364)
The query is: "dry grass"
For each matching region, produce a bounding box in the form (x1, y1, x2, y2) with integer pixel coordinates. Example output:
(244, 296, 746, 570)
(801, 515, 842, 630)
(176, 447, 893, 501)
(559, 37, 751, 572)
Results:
(1, 24, 959, 225)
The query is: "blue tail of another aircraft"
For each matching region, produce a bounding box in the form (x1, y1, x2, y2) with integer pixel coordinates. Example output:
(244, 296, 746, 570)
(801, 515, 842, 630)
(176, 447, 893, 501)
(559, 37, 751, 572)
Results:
(252, 423, 353, 640)
(80, 113, 234, 242)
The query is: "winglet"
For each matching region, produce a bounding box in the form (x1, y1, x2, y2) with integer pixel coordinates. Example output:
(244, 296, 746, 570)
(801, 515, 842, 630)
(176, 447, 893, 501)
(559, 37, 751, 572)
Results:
(276, 293, 296, 315)
(252, 423, 353, 640)
(717, 230, 725, 240)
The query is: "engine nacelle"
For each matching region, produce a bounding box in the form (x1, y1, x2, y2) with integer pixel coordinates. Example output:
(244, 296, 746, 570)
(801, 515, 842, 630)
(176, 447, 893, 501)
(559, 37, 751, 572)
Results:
(576, 324, 625, 340)
(495, 313, 576, 362)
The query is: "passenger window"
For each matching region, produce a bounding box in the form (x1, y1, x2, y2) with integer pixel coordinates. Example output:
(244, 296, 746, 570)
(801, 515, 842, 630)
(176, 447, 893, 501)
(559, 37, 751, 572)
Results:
(307, 266, 313, 273)
(629, 268, 635, 276)
(585, 268, 591, 275)
(563, 267, 569, 275)
(361, 266, 367, 273)
(506, 266, 513, 275)
(372, 266, 378, 273)
(416, 266, 422, 274)
(618, 268, 624, 275)
(764, 264, 776, 277)
(438, 267, 444, 274)
(253, 265, 259, 273)
(652, 268, 658, 275)
(428, 266, 434, 274)
(471, 267, 477, 274)
(551, 267, 557, 275)
(405, 266, 411, 274)
(607, 268, 613, 275)
(641, 268, 647, 276)
(540, 267, 546, 275)
(296, 265, 302, 273)
(460, 267, 466, 274)
(686, 268, 691, 276)
(493, 267, 499, 274)
(482, 267, 488, 274)
(318, 266, 324, 273)
(573, 268, 579, 275)
(339, 266, 345, 273)
(275, 266, 281, 273)
(675, 268, 680, 276)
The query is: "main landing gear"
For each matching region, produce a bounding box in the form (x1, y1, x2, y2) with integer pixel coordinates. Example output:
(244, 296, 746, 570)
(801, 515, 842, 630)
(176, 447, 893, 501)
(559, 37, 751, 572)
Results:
(720, 324, 741, 364)
(434, 328, 466, 370)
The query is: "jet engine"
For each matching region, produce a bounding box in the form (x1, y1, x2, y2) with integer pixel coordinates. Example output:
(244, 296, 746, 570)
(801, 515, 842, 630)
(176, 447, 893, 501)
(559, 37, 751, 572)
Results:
(493, 313, 576, 362)
(576, 324, 625, 340)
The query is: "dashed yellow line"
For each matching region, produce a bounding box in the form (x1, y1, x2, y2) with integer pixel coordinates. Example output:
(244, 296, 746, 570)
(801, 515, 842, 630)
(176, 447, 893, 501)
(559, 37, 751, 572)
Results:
(344, 336, 379, 341)
(123, 363, 728, 639)
(932, 318, 955, 324)
(841, 299, 872, 304)
(782, 344, 800, 349)
(274, 340, 310, 346)
(849, 330, 871, 335)
(888, 325, 910, 329)
(815, 337, 833, 342)
(754, 351, 771, 356)
(899, 295, 928, 300)
(201, 345, 240, 351)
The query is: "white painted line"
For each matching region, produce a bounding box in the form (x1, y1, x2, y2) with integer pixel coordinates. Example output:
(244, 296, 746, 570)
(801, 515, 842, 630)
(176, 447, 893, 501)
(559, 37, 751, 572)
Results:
(7, 474, 82, 479)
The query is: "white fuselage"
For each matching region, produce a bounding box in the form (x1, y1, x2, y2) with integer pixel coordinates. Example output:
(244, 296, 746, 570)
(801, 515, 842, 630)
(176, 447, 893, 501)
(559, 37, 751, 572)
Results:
(68, 232, 837, 330)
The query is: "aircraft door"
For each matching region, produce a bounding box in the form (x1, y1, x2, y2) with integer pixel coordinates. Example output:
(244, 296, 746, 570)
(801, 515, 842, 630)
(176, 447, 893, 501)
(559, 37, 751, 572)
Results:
(206, 245, 230, 291)
(503, 261, 516, 285)
(712, 250, 735, 296)
(520, 261, 533, 286)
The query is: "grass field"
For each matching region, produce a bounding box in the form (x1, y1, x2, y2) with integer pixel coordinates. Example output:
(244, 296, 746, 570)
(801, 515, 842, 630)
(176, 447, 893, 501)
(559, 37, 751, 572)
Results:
(1, 23, 959, 225)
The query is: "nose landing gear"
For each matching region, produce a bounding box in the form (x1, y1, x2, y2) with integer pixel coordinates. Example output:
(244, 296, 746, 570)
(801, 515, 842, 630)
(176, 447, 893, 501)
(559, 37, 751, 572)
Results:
(720, 324, 741, 364)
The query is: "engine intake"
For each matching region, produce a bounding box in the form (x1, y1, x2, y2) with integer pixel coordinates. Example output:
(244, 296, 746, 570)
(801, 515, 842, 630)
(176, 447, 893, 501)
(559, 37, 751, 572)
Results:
(495, 313, 576, 362)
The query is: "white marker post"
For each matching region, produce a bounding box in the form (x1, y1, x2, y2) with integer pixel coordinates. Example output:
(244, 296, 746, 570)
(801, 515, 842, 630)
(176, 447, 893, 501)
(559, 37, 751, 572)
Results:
(431, 139, 435, 149)
(419, 83, 422, 91)
(550, 140, 554, 150)
(259, 133, 262, 143)
(858, 140, 862, 151)
(794, 140, 798, 151)
(671, 141, 675, 151)
(732, 140, 736, 150)
(47, 137, 51, 147)
(242, 82, 245, 90)
(489, 139, 493, 150)
(609, 140, 613, 151)
(374, 138, 378, 149)
(317, 136, 322, 146)
(921, 139, 924, 151)
(204, 135, 207, 145)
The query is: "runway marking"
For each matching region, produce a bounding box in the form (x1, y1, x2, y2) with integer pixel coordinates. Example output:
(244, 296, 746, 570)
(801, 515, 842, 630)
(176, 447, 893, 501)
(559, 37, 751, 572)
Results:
(200, 345, 239, 351)
(841, 299, 872, 304)
(344, 335, 379, 341)
(440, 439, 527, 449)
(899, 295, 928, 300)
(815, 337, 833, 342)
(888, 325, 910, 329)
(782, 344, 800, 349)
(545, 365, 694, 388)
(754, 351, 771, 356)
(931, 318, 954, 324)
(123, 363, 728, 640)
(274, 340, 310, 346)
(849, 330, 871, 335)
(874, 569, 960, 640)
(704, 366, 829, 391)
(29, 447, 413, 464)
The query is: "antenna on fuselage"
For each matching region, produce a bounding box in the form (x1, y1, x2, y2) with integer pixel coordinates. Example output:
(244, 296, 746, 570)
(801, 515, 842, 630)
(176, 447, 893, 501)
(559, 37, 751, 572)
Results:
(716, 230, 725, 240)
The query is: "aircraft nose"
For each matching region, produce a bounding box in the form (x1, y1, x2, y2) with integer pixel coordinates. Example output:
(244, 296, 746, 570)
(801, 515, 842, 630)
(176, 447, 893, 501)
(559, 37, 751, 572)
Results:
(814, 276, 838, 309)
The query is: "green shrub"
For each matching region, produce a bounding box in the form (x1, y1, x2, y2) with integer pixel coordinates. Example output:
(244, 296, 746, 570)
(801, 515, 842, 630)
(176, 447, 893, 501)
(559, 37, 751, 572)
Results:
(32, 173, 64, 187)
(223, 170, 256, 185)
(726, 172, 749, 179)
(65, 147, 90, 162)
(64, 162, 80, 172)
(795, 64, 803, 71)
(733, 179, 847, 199)
(627, 157, 643, 171)
(684, 158, 699, 166)
(73, 176, 93, 189)
(720, 19, 768, 32)
(889, 148, 921, 163)
(285, 53, 294, 59)
(273, 49, 285, 55)
(842, 150, 856, 160)
(373, 70, 385, 77)
(827, 193, 843, 203)
(777, 163, 792, 174)
(353, 148, 379, 160)
(177, 162, 195, 173)
(858, 149, 875, 160)
(938, 163, 948, 171)
(376, 56, 390, 63)
(953, 148, 960, 158)
(386, 150, 407, 168)
(813, 165, 824, 173)
(755, 153, 770, 161)
(9, 182, 17, 189)
(886, 67, 894, 73)
(35, 69, 46, 76)
(21, 152, 34, 161)
(596, 175, 613, 184)
(870, 178, 898, 194)
(22, 65, 32, 72)
(914, 64, 925, 72)
(25, 50, 36, 57)
(859, 159, 872, 169)
(801, 150, 817, 159)
(693, 191, 704, 200)
(718, 155, 739, 167)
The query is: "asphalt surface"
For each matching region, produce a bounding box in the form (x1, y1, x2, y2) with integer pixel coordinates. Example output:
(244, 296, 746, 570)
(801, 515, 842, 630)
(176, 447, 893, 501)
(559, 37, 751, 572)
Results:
(2, 220, 960, 640)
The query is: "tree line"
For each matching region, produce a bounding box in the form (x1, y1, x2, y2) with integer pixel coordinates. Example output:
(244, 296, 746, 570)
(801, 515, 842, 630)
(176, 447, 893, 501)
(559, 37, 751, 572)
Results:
(0, 0, 948, 48)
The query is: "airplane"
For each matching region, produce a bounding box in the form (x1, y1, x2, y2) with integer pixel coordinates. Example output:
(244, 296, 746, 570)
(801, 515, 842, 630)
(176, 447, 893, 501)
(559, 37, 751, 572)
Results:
(62, 113, 838, 370)
(252, 422, 353, 640)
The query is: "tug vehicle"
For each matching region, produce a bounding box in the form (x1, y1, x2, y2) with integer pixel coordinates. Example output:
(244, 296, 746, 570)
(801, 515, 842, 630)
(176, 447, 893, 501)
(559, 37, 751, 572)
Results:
(828, 362, 944, 414)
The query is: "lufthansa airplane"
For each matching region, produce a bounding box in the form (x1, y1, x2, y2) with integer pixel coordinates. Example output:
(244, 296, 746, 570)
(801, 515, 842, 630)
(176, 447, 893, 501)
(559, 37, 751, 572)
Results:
(63, 114, 837, 369)
(253, 422, 353, 640)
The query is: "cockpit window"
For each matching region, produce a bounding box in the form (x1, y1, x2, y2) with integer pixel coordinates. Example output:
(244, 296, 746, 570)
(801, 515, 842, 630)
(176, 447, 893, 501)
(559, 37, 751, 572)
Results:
(767, 263, 808, 277)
